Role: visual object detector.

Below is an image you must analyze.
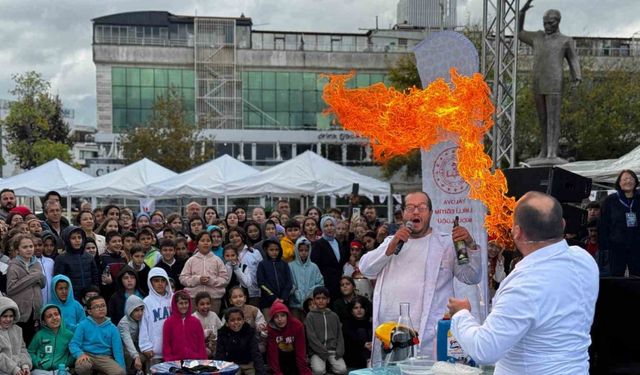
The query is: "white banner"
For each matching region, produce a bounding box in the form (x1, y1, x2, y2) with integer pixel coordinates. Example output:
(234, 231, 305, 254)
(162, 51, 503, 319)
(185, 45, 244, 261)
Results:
(421, 141, 489, 320)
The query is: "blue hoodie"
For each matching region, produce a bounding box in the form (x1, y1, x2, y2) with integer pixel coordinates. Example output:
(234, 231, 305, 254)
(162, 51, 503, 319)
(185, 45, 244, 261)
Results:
(289, 237, 324, 309)
(50, 274, 86, 332)
(70, 315, 125, 369)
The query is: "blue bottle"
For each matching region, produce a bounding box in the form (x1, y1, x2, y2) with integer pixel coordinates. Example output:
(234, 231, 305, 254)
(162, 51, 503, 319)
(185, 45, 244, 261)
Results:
(436, 313, 476, 366)
(57, 364, 67, 375)
(436, 313, 452, 361)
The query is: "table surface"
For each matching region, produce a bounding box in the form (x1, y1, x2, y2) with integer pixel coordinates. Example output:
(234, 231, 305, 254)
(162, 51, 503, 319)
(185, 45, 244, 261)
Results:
(349, 364, 495, 375)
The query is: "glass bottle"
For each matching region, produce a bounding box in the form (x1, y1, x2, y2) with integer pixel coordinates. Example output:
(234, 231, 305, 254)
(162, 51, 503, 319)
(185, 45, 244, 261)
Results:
(388, 302, 417, 362)
(453, 216, 470, 265)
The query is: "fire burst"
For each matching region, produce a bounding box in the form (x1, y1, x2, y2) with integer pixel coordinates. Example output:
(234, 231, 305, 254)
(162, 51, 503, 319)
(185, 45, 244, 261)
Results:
(322, 68, 515, 248)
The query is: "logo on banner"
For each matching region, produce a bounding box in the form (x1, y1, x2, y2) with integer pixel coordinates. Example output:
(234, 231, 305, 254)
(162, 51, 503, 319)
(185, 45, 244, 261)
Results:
(432, 147, 469, 194)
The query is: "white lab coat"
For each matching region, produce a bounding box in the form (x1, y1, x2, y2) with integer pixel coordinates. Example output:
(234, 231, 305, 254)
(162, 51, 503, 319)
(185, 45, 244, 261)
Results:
(359, 231, 482, 365)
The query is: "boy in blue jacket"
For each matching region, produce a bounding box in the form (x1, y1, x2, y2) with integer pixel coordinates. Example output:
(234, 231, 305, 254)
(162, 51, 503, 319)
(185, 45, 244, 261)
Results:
(50, 274, 85, 332)
(70, 295, 126, 375)
(289, 237, 324, 321)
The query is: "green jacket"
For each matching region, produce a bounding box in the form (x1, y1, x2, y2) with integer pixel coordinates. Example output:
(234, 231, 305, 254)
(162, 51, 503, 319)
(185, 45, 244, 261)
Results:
(27, 304, 74, 370)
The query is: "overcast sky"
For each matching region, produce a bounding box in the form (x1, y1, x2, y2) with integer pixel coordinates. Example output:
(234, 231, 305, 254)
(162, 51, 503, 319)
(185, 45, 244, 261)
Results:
(0, 0, 638, 127)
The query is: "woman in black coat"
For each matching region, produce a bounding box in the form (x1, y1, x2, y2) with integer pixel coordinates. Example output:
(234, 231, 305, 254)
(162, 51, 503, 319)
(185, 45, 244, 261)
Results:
(599, 169, 640, 276)
(310, 216, 349, 300)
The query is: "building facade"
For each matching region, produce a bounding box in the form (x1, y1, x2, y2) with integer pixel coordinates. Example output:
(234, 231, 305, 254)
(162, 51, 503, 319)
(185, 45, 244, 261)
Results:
(397, 0, 457, 29)
(91, 11, 639, 191)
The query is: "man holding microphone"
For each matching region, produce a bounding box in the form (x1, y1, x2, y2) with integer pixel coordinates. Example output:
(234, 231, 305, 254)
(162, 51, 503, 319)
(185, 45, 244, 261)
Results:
(359, 191, 482, 364)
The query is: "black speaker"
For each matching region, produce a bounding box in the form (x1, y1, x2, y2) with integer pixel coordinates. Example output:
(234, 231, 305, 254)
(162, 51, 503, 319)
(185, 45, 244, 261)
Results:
(503, 166, 592, 202)
(561, 203, 586, 235)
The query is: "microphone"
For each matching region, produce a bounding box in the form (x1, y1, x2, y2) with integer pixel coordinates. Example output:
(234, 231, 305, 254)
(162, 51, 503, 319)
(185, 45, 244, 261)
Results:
(394, 221, 414, 255)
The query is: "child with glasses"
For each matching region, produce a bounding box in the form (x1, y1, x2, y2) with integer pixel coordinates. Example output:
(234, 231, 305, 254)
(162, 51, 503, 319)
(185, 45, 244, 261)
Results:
(70, 295, 125, 375)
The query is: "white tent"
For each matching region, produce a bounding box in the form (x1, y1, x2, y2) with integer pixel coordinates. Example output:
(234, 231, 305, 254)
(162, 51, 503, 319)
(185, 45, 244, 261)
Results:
(70, 158, 176, 197)
(148, 154, 260, 198)
(559, 145, 640, 183)
(225, 151, 392, 216)
(0, 159, 93, 196)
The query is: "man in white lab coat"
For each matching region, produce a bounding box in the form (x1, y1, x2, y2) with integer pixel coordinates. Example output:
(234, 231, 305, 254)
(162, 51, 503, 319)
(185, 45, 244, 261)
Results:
(448, 191, 599, 374)
(359, 191, 482, 365)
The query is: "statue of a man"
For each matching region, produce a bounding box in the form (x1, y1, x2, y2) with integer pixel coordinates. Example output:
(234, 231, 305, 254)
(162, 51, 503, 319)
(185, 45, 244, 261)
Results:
(518, 0, 581, 160)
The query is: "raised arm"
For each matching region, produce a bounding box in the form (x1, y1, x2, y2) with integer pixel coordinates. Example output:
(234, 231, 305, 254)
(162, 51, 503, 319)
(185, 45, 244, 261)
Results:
(518, 0, 533, 33)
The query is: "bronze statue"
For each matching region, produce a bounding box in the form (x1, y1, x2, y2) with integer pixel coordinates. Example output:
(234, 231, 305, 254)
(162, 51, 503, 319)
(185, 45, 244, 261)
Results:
(518, 0, 581, 160)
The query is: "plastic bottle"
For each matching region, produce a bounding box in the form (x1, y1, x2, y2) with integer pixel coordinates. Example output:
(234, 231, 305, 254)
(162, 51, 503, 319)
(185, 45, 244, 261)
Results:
(453, 216, 469, 265)
(57, 363, 67, 375)
(436, 313, 476, 366)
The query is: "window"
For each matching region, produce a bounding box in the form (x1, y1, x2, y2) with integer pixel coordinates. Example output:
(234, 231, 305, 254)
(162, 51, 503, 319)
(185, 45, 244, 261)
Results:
(256, 144, 275, 160)
(112, 67, 195, 132)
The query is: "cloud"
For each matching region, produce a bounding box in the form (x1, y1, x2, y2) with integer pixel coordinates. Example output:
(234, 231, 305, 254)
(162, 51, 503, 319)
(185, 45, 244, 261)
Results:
(0, 0, 637, 129)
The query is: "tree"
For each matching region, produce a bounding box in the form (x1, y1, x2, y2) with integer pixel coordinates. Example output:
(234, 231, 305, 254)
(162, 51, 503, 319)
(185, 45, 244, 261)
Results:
(1, 71, 72, 169)
(122, 87, 214, 172)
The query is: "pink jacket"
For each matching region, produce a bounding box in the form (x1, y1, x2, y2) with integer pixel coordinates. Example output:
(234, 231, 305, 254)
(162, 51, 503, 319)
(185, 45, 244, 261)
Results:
(179, 251, 228, 298)
(162, 290, 207, 361)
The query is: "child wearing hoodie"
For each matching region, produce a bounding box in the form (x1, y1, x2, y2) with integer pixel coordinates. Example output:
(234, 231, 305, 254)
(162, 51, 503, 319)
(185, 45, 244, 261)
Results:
(0, 296, 32, 375)
(50, 275, 85, 333)
(215, 307, 266, 375)
(162, 290, 207, 361)
(53, 226, 100, 301)
(256, 239, 293, 320)
(289, 237, 324, 321)
(7, 234, 46, 345)
(139, 267, 173, 365)
(304, 287, 347, 375)
(266, 300, 311, 375)
(108, 265, 144, 326)
(70, 295, 126, 375)
(28, 304, 74, 373)
(118, 295, 146, 375)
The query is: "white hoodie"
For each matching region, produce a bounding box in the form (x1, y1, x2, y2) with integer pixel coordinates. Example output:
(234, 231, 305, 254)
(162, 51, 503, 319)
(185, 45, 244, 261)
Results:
(138, 267, 173, 359)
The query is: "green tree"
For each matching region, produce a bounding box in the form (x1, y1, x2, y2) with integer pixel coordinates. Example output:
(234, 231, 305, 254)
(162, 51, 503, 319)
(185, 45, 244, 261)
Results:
(122, 87, 214, 172)
(1, 71, 72, 169)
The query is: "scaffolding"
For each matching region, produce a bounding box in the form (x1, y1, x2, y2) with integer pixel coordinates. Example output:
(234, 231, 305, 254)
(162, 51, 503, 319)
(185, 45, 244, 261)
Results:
(194, 18, 242, 129)
(482, 0, 519, 168)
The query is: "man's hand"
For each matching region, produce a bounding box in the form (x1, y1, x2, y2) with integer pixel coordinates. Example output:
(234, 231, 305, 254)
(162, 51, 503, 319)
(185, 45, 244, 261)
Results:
(386, 226, 411, 256)
(447, 297, 471, 316)
(143, 350, 154, 359)
(134, 356, 143, 371)
(521, 0, 533, 12)
(452, 226, 476, 249)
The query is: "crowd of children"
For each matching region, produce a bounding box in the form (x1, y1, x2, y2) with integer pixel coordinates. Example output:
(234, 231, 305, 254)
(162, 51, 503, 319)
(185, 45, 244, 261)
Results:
(0, 194, 384, 374)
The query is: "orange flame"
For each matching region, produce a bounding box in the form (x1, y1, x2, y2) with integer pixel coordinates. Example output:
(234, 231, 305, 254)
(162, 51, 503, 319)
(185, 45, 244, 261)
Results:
(322, 68, 515, 248)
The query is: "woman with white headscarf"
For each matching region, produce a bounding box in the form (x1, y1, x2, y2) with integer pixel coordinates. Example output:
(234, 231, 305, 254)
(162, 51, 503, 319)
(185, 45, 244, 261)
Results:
(310, 216, 349, 300)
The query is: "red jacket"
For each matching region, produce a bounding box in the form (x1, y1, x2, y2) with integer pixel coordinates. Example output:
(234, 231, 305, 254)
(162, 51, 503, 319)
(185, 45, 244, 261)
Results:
(162, 290, 207, 361)
(266, 300, 311, 375)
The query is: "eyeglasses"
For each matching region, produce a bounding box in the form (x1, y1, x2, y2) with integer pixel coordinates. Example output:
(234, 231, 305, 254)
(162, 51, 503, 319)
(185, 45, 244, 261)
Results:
(91, 304, 107, 310)
(404, 204, 429, 213)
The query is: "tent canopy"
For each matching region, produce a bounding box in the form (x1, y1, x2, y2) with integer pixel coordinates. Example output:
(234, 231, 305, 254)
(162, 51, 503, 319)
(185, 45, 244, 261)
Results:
(0, 159, 93, 196)
(559, 145, 640, 183)
(70, 158, 176, 197)
(148, 154, 260, 197)
(225, 150, 391, 197)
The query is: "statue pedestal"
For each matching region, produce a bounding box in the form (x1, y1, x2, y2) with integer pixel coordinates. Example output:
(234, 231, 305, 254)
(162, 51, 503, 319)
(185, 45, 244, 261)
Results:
(525, 156, 568, 167)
